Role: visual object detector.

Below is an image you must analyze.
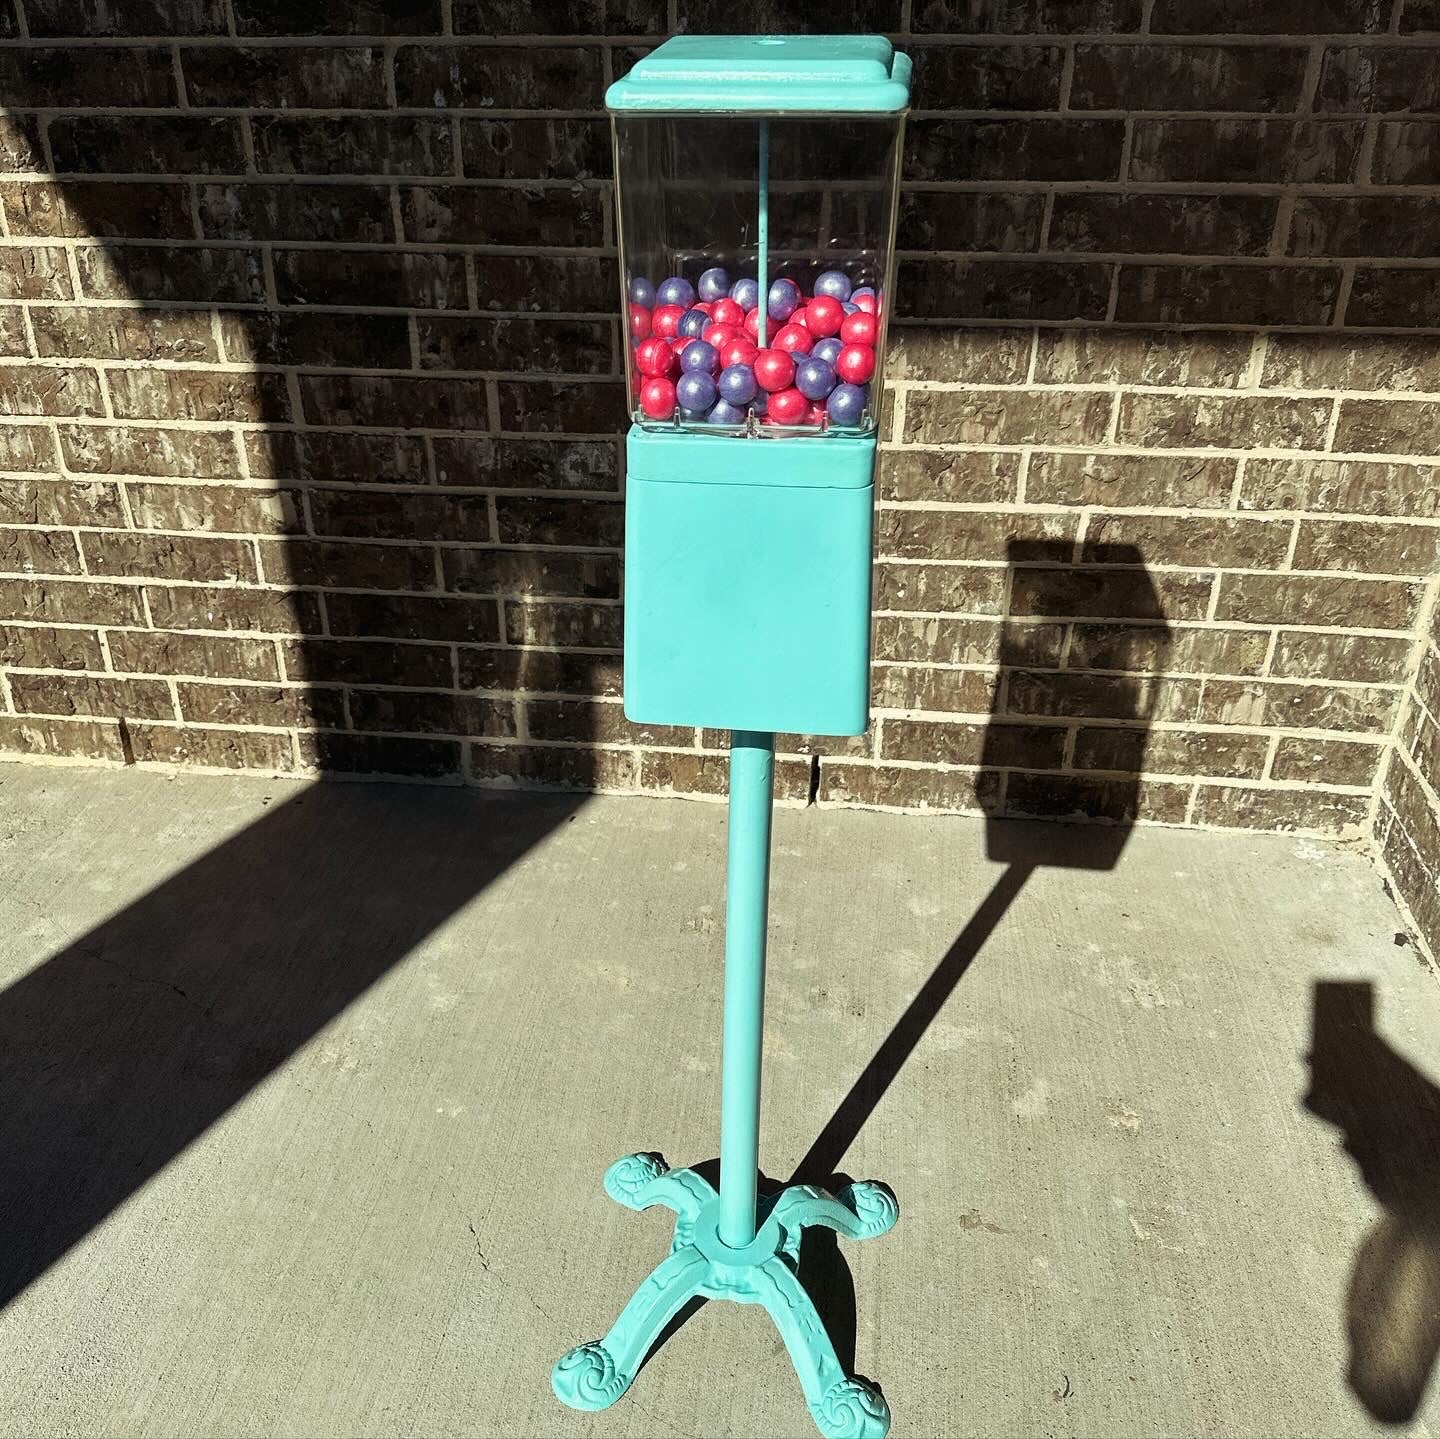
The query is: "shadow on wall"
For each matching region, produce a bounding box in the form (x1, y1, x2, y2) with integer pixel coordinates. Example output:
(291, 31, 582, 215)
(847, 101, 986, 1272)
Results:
(1307, 980, 1440, 1425)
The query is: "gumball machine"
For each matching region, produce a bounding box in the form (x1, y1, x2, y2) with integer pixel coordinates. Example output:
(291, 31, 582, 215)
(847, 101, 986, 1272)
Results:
(553, 36, 911, 1439)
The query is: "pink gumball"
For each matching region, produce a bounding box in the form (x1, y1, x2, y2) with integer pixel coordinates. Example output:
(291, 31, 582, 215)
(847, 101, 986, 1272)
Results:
(835, 343, 875, 385)
(652, 303, 686, 338)
(640, 376, 676, 420)
(743, 308, 762, 339)
(773, 323, 813, 355)
(852, 291, 879, 315)
(767, 386, 807, 425)
(721, 337, 759, 369)
(709, 297, 744, 328)
(628, 303, 652, 342)
(635, 336, 675, 377)
(754, 348, 796, 393)
(840, 311, 878, 346)
(701, 322, 739, 350)
(805, 295, 844, 338)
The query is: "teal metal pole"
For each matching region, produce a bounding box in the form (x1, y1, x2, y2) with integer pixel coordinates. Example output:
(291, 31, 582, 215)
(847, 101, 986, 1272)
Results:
(718, 729, 774, 1248)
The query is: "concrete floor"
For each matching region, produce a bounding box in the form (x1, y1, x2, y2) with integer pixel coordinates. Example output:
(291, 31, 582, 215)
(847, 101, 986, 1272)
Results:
(0, 765, 1438, 1439)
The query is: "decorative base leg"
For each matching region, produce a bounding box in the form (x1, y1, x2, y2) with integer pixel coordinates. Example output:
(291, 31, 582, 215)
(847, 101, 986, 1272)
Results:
(553, 1153, 898, 1439)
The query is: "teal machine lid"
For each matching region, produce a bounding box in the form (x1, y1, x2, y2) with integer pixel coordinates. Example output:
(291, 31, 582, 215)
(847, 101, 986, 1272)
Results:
(606, 35, 912, 114)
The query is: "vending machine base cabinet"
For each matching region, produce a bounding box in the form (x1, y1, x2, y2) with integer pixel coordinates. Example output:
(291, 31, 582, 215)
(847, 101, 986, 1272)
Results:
(623, 428, 875, 738)
(553, 734, 898, 1439)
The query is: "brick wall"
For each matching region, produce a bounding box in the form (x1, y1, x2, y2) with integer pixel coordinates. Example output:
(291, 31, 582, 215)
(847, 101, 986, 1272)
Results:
(0, 3, 1437, 856)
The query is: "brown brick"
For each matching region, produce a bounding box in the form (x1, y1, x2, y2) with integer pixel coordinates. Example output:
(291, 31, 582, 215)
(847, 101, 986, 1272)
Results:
(1376, 121, 1440, 185)
(0, 714, 123, 763)
(1152, 0, 1392, 31)
(233, 0, 442, 32)
(1129, 120, 1363, 184)
(1070, 624, 1269, 677)
(1117, 394, 1331, 451)
(0, 307, 24, 359)
(461, 118, 610, 181)
(1294, 519, 1440, 577)
(1241, 458, 1440, 518)
(176, 680, 343, 729)
(77, 245, 266, 305)
(0, 623, 103, 671)
(878, 451, 1019, 506)
(897, 259, 1112, 323)
(504, 599, 621, 648)
(106, 369, 289, 425)
(394, 44, 603, 108)
(402, 184, 605, 248)
(442, 548, 618, 599)
(1007, 670, 1201, 723)
(0, 428, 58, 473)
(1271, 631, 1412, 684)
(253, 117, 454, 177)
(1082, 513, 1292, 569)
(1404, 0, 1440, 32)
(1014, 567, 1212, 621)
(32, 307, 215, 363)
(1192, 785, 1369, 835)
(875, 563, 1008, 614)
(284, 638, 451, 690)
(476, 742, 634, 791)
(26, 0, 227, 33)
(220, 311, 411, 371)
(886, 329, 1029, 385)
(902, 390, 1112, 446)
(494, 496, 623, 548)
(1072, 44, 1306, 112)
(907, 119, 1125, 182)
(1345, 269, 1440, 328)
(1273, 736, 1384, 787)
(525, 698, 684, 747)
(0, 114, 43, 173)
(1291, 198, 1440, 260)
(872, 664, 995, 714)
(184, 45, 386, 108)
(247, 432, 428, 486)
(308, 489, 489, 543)
(1262, 334, 1440, 392)
(457, 0, 664, 33)
(4, 181, 191, 242)
(1026, 453, 1237, 510)
(884, 717, 1066, 769)
(274, 250, 464, 311)
(81, 532, 256, 584)
(912, 0, 1140, 31)
(301, 732, 461, 778)
(49, 116, 244, 174)
(432, 437, 619, 491)
(0, 45, 175, 106)
(127, 724, 297, 771)
(145, 586, 321, 635)
(0, 477, 111, 534)
(326, 592, 499, 644)
(127, 482, 299, 533)
(347, 689, 515, 739)
(0, 529, 82, 576)
(0, 366, 102, 419)
(1115, 265, 1340, 327)
(1004, 772, 1189, 824)
(1034, 331, 1251, 388)
(1335, 399, 1440, 456)
(109, 629, 279, 682)
(909, 43, 1063, 110)
(1202, 678, 1397, 734)
(1217, 573, 1420, 630)
(875, 615, 1065, 667)
(300, 374, 488, 431)
(0, 578, 146, 626)
(1076, 726, 1268, 780)
(819, 761, 998, 812)
(474, 255, 614, 315)
(0, 248, 72, 301)
(497, 379, 626, 434)
(878, 509, 1078, 563)
(896, 191, 1044, 252)
(418, 317, 612, 376)
(11, 672, 172, 721)
(260, 538, 438, 594)
(458, 647, 621, 697)
(197, 183, 394, 244)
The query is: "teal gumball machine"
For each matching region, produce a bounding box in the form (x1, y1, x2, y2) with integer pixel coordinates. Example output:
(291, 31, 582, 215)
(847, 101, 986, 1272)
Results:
(553, 36, 911, 1439)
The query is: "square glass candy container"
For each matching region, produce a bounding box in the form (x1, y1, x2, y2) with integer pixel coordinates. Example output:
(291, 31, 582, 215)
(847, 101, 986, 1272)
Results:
(609, 37, 908, 437)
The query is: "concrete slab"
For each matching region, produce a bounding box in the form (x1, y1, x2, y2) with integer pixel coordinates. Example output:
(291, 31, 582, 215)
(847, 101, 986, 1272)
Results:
(0, 763, 1437, 1439)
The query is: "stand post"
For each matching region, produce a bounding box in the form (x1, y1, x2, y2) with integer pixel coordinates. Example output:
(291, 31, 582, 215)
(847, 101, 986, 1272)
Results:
(718, 729, 774, 1248)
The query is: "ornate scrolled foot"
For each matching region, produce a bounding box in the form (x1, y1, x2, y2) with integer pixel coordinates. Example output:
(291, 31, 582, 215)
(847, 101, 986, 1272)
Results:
(770, 1180, 899, 1244)
(604, 1152, 670, 1207)
(551, 1341, 629, 1412)
(604, 1152, 716, 1222)
(811, 1376, 891, 1439)
(834, 1181, 899, 1240)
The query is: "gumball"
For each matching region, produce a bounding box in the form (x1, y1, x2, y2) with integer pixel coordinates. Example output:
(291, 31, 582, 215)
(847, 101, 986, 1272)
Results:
(743, 308, 762, 339)
(709, 297, 744, 329)
(835, 343, 875, 385)
(720, 336, 758, 369)
(805, 295, 844, 339)
(718, 362, 758, 405)
(693, 300, 714, 315)
(773, 323, 812, 356)
(657, 276, 696, 309)
(640, 376, 677, 420)
(811, 336, 843, 366)
(826, 382, 868, 426)
(701, 321, 739, 350)
(680, 338, 719, 374)
(767, 277, 801, 323)
(767, 386, 807, 425)
(627, 303, 652, 343)
(730, 277, 760, 312)
(677, 307, 709, 340)
(753, 348, 796, 393)
(842, 301, 860, 315)
(628, 275, 655, 307)
(840, 311, 878, 346)
(676, 370, 718, 414)
(698, 266, 732, 303)
(806, 402, 828, 426)
(814, 269, 852, 303)
(635, 336, 675, 377)
(652, 303, 685, 338)
(706, 399, 745, 425)
(751, 388, 769, 416)
(679, 407, 709, 423)
(795, 356, 837, 402)
(850, 286, 878, 315)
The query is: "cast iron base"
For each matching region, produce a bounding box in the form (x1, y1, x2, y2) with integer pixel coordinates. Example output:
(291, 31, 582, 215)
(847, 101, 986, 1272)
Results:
(552, 1153, 899, 1439)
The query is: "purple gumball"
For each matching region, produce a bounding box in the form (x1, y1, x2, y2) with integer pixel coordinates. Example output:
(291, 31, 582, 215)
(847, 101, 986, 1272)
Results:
(814, 269, 852, 303)
(676, 370, 718, 414)
(657, 275, 696, 309)
(628, 276, 655, 307)
(841, 301, 860, 315)
(811, 337, 843, 366)
(718, 362, 758, 405)
(698, 266, 732, 302)
(826, 382, 868, 426)
(730, 277, 760, 312)
(795, 357, 837, 402)
(680, 339, 719, 374)
(708, 399, 747, 425)
(678, 307, 709, 340)
(767, 278, 801, 323)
